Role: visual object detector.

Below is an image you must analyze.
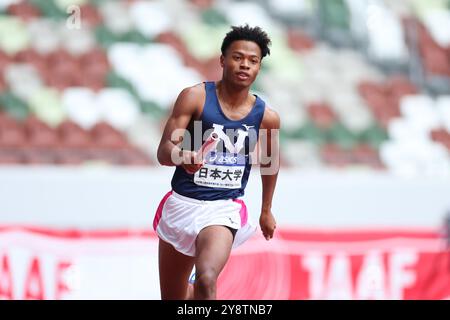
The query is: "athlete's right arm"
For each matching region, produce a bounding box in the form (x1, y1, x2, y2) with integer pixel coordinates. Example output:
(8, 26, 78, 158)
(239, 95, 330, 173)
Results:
(157, 86, 203, 173)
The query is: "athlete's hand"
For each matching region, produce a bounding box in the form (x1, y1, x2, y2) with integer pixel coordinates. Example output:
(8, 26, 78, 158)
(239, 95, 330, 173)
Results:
(181, 151, 203, 174)
(259, 210, 276, 240)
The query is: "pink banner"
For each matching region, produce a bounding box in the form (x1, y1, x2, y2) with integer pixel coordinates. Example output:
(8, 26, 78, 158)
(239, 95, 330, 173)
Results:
(0, 226, 449, 300)
(220, 228, 450, 300)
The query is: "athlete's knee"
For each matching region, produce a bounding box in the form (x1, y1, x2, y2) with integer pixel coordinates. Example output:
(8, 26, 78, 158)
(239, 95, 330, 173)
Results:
(195, 269, 218, 298)
(196, 269, 218, 288)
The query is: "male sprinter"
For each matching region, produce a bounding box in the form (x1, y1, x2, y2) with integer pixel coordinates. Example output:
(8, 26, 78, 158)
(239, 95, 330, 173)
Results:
(154, 25, 280, 300)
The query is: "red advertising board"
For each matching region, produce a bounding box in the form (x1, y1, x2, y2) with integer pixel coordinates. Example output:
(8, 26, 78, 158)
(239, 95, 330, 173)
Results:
(0, 226, 449, 300)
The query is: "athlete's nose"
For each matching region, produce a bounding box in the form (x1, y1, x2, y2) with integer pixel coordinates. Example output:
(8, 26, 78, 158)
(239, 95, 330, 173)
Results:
(240, 59, 250, 69)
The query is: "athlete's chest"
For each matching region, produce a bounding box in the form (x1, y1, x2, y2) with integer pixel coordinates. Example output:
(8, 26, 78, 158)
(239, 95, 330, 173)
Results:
(219, 103, 254, 121)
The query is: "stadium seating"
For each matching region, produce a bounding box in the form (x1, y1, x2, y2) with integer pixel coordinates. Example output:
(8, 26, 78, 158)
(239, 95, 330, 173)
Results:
(0, 0, 448, 174)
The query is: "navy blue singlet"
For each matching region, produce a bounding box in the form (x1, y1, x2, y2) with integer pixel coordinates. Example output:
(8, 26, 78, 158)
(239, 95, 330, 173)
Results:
(171, 81, 266, 200)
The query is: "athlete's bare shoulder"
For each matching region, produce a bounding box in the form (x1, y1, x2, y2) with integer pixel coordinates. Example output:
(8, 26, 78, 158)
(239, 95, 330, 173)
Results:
(261, 105, 280, 130)
(172, 83, 206, 117)
(178, 83, 205, 104)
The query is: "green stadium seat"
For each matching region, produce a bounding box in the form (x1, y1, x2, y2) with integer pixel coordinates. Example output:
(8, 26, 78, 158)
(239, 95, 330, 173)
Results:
(94, 25, 119, 48)
(320, 0, 350, 30)
(139, 100, 166, 120)
(0, 92, 30, 120)
(201, 8, 229, 26)
(359, 123, 389, 149)
(292, 121, 328, 146)
(326, 122, 359, 149)
(29, 0, 65, 19)
(121, 30, 149, 44)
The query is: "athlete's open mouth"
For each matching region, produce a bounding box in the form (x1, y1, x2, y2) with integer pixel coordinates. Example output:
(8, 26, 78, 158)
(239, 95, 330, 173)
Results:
(236, 72, 250, 80)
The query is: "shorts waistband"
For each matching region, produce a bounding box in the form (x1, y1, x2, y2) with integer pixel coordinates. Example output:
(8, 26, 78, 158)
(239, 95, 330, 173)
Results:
(171, 190, 233, 205)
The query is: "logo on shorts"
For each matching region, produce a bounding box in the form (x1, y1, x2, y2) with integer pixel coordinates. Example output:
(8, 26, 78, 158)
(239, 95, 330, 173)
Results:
(228, 217, 238, 226)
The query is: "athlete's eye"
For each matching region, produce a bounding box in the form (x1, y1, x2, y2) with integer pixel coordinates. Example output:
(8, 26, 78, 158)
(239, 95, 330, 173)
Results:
(233, 55, 241, 61)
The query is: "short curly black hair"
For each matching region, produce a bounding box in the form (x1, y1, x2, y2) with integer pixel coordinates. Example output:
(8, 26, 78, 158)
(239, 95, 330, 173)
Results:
(221, 25, 271, 59)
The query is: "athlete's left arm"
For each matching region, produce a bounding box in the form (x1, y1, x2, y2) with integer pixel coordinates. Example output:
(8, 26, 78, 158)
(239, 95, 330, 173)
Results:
(258, 107, 280, 241)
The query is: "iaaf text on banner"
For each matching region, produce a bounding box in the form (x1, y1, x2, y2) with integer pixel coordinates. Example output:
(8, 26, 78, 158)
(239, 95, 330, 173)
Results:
(0, 226, 449, 300)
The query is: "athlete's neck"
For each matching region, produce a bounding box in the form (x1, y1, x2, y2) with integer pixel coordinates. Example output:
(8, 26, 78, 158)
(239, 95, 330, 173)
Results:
(216, 80, 251, 109)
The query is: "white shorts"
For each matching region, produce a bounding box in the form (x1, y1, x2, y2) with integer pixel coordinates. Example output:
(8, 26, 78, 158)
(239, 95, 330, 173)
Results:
(153, 190, 257, 257)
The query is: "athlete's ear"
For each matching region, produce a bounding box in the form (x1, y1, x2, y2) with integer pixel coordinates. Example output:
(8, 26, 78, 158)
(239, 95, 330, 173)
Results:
(220, 55, 224, 68)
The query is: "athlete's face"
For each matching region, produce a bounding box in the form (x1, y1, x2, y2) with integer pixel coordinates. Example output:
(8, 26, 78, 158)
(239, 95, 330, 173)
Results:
(220, 40, 262, 87)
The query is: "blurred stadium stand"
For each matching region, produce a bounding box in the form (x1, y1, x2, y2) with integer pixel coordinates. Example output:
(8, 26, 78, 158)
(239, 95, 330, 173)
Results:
(0, 0, 448, 176)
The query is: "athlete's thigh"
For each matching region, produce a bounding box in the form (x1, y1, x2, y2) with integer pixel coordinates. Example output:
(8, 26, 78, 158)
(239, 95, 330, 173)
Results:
(195, 225, 234, 276)
(158, 238, 195, 300)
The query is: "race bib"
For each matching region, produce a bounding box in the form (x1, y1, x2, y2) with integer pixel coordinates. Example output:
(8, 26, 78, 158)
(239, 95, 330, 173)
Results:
(194, 152, 246, 189)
